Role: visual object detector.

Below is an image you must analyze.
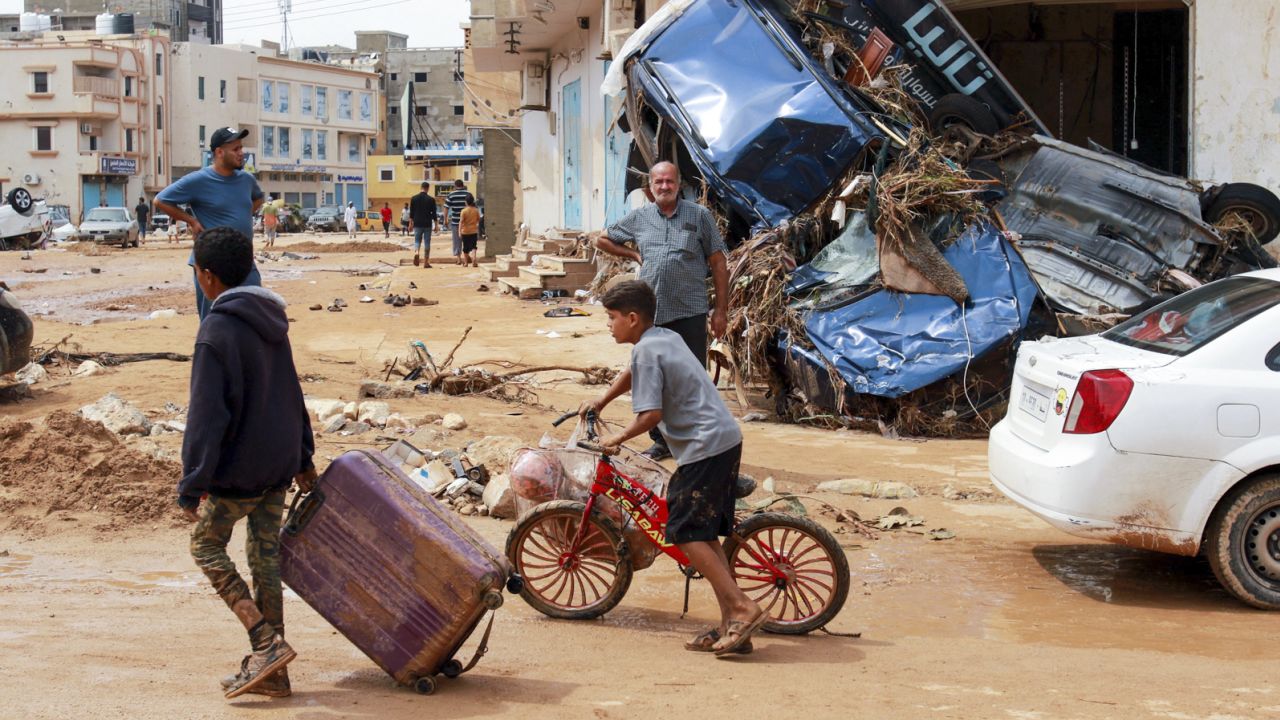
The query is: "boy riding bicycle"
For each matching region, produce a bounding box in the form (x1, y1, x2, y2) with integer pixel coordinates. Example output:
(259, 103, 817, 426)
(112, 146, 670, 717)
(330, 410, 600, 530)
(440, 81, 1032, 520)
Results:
(581, 280, 765, 656)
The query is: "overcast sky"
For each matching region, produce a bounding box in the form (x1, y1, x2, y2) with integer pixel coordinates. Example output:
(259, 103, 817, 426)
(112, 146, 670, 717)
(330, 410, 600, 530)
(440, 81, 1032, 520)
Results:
(3, 0, 470, 49)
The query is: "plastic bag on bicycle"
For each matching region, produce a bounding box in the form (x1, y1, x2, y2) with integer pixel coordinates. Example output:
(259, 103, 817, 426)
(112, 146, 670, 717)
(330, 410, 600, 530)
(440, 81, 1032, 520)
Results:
(509, 446, 670, 571)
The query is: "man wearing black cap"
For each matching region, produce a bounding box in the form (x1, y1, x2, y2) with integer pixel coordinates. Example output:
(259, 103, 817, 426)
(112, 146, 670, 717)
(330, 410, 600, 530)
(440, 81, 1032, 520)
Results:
(156, 127, 265, 320)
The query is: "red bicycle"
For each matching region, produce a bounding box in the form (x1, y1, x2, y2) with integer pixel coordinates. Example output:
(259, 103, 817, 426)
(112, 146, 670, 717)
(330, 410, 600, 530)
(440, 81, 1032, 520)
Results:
(505, 412, 851, 634)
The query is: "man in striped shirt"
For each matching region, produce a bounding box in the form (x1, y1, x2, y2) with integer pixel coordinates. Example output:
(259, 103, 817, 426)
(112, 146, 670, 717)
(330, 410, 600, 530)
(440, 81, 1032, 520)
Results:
(445, 179, 475, 266)
(594, 161, 730, 461)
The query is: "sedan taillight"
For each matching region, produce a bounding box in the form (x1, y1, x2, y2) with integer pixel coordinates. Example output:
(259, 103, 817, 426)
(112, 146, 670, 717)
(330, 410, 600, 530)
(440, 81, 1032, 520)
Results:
(1063, 369, 1133, 434)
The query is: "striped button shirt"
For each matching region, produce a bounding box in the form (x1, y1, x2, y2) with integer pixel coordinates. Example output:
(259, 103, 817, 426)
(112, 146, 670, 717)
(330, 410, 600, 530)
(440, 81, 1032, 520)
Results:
(606, 199, 727, 326)
(446, 189, 473, 225)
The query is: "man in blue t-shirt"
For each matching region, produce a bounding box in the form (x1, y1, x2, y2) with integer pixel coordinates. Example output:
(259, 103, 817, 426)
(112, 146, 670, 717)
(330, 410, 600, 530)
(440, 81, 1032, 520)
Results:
(156, 127, 265, 320)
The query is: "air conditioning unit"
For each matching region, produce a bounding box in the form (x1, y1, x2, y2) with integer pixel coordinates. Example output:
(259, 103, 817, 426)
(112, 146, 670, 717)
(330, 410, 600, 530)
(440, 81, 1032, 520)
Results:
(520, 59, 547, 111)
(22, 173, 41, 185)
(80, 122, 93, 134)
(602, 0, 637, 58)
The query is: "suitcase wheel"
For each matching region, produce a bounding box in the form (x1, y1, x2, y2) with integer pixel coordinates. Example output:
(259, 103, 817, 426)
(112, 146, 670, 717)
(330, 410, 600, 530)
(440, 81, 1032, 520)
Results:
(483, 589, 504, 610)
(413, 676, 438, 695)
(441, 659, 463, 679)
(505, 574, 525, 595)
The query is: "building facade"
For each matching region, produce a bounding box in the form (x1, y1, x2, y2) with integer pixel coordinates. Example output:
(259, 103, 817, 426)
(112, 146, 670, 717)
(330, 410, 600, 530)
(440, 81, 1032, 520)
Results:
(169, 42, 380, 210)
(0, 31, 171, 223)
(384, 46, 470, 152)
(22, 0, 221, 44)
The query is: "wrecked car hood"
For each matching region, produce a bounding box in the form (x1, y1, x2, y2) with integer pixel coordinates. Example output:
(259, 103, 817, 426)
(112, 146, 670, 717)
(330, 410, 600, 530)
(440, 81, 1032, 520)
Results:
(624, 0, 888, 230)
(797, 222, 1039, 398)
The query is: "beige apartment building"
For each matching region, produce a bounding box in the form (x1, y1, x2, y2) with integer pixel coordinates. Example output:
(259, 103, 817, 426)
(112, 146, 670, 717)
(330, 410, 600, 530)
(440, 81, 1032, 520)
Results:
(0, 31, 170, 223)
(169, 43, 379, 209)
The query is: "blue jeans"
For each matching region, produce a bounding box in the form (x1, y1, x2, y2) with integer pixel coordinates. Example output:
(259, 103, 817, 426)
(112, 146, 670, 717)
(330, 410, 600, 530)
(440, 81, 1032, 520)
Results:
(195, 263, 262, 321)
(451, 224, 463, 256)
(413, 226, 431, 257)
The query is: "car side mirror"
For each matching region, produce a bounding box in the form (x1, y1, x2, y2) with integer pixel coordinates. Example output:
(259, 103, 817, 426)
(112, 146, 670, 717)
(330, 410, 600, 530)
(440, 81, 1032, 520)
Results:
(1267, 342, 1280, 372)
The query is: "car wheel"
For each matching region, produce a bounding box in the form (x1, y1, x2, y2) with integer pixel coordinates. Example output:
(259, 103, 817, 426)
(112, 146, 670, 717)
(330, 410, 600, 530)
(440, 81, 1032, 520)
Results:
(1203, 183, 1280, 244)
(928, 94, 999, 137)
(1205, 473, 1280, 610)
(6, 188, 34, 216)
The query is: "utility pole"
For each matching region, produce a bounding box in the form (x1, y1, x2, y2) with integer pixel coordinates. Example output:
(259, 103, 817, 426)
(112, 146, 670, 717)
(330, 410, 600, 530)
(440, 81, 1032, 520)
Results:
(278, 0, 290, 51)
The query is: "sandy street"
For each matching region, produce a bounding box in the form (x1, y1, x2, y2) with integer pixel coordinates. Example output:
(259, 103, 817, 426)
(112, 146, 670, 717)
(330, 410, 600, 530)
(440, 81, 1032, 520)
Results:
(1, 234, 1278, 720)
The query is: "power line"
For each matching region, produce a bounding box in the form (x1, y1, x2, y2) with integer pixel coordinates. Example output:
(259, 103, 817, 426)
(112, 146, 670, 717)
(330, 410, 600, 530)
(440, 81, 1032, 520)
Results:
(223, 0, 413, 29)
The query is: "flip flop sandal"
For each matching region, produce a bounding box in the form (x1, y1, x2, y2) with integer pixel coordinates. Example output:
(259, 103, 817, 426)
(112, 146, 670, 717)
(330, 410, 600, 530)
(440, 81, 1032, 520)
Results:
(685, 628, 752, 654)
(326, 304, 342, 312)
(713, 610, 767, 657)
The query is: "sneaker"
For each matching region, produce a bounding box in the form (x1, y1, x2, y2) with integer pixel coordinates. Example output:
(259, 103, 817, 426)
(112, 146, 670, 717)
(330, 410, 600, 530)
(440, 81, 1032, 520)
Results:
(221, 657, 292, 697)
(640, 443, 672, 461)
(224, 636, 296, 699)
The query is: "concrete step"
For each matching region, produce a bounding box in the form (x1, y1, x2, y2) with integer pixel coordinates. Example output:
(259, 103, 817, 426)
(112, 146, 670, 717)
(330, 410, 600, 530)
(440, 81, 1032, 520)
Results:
(498, 277, 547, 299)
(478, 260, 520, 280)
(518, 265, 595, 293)
(537, 255, 596, 274)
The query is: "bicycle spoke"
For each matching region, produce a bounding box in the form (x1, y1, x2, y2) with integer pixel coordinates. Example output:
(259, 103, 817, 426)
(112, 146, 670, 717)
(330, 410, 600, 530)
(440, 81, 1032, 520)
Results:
(577, 562, 614, 592)
(576, 566, 604, 600)
(794, 573, 834, 596)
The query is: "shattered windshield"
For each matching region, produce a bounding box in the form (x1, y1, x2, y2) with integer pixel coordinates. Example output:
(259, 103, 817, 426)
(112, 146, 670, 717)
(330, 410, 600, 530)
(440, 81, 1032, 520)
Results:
(1104, 276, 1280, 356)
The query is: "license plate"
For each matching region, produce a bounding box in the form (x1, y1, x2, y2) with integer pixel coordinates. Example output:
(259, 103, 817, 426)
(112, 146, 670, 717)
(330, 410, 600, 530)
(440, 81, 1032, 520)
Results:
(1018, 387, 1050, 422)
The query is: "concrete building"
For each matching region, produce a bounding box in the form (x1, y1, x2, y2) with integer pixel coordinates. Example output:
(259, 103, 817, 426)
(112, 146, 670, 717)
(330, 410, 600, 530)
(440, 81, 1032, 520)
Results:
(169, 42, 380, 210)
(468, 0, 1280, 237)
(22, 0, 221, 44)
(365, 154, 473, 218)
(384, 45, 470, 152)
(0, 30, 171, 223)
(462, 32, 522, 256)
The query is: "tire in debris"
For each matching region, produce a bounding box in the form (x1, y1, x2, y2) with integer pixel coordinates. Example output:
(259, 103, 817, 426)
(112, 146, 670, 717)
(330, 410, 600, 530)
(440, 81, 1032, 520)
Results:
(1204, 472, 1280, 610)
(927, 93, 999, 137)
(1203, 183, 1280, 244)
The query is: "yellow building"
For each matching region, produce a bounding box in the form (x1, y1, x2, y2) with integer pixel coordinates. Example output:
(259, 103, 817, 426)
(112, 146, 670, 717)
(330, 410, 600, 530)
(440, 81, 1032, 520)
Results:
(366, 153, 478, 220)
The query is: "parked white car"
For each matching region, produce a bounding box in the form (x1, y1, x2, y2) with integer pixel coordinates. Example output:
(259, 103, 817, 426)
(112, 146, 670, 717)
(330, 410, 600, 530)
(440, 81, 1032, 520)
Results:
(989, 269, 1280, 609)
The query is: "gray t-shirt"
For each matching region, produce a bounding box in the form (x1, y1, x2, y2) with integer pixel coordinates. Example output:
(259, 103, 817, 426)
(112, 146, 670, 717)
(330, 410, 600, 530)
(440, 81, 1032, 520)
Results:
(630, 326, 741, 465)
(606, 200, 727, 326)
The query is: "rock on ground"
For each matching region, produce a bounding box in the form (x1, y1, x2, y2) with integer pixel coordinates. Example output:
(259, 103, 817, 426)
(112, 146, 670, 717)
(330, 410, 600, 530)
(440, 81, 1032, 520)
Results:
(357, 401, 391, 427)
(15, 363, 47, 385)
(342, 401, 358, 420)
(78, 393, 151, 436)
(305, 398, 345, 422)
(442, 413, 467, 431)
(482, 472, 515, 519)
(816, 478, 918, 499)
(359, 379, 416, 399)
(466, 435, 526, 474)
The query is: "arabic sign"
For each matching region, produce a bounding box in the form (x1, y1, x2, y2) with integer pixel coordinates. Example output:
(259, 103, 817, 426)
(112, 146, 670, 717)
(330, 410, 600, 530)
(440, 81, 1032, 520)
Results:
(99, 156, 137, 175)
(336, 174, 363, 182)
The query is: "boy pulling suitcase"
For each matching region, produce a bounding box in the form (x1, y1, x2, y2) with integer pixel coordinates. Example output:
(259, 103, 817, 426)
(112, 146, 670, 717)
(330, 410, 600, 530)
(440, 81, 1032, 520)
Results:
(177, 226, 317, 699)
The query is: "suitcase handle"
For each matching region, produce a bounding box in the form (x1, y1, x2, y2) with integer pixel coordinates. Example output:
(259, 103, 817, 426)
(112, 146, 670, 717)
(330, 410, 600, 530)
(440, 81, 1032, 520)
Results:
(283, 488, 326, 536)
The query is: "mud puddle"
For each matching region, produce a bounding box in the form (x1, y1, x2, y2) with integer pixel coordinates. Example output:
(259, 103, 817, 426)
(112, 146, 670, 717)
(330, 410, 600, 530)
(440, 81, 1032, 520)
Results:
(0, 552, 202, 592)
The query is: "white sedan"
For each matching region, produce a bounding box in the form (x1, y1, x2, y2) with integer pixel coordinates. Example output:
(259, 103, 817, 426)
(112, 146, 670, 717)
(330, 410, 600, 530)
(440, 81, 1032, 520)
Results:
(989, 269, 1280, 609)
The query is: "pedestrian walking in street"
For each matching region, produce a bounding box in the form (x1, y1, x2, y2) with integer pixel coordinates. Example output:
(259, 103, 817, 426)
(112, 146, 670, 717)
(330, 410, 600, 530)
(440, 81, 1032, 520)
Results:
(593, 161, 730, 461)
(445, 179, 474, 266)
(135, 196, 150, 241)
(459, 197, 481, 267)
(154, 126, 265, 320)
(179, 226, 316, 699)
(400, 203, 410, 236)
(343, 202, 357, 239)
(380, 202, 392, 238)
(409, 181, 438, 268)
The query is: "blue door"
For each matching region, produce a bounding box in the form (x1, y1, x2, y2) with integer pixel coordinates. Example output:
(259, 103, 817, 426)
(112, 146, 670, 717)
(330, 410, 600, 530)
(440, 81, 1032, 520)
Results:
(603, 63, 631, 226)
(562, 79, 582, 229)
(347, 183, 364, 209)
(81, 182, 101, 219)
(335, 184, 344, 207)
(105, 183, 125, 207)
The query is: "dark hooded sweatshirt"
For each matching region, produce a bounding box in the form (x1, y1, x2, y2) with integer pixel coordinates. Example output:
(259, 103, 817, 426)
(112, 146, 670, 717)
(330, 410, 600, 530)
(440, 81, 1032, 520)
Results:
(178, 286, 314, 509)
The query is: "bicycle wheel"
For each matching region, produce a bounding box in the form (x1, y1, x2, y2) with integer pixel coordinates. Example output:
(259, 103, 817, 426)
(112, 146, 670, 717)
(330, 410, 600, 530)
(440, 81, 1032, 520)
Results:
(505, 500, 633, 620)
(723, 512, 850, 634)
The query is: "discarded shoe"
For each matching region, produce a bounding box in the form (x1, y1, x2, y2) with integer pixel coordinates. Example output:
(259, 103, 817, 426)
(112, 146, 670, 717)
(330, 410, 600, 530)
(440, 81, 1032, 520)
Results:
(333, 298, 348, 308)
(411, 297, 438, 306)
(309, 304, 323, 311)
(326, 304, 342, 312)
(221, 657, 292, 697)
(543, 307, 591, 318)
(476, 284, 489, 292)
(359, 296, 375, 303)
(224, 635, 296, 699)
(392, 295, 408, 308)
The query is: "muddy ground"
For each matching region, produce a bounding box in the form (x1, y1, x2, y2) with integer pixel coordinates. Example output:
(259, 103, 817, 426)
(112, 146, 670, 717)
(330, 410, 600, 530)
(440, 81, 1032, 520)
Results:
(1, 233, 1277, 719)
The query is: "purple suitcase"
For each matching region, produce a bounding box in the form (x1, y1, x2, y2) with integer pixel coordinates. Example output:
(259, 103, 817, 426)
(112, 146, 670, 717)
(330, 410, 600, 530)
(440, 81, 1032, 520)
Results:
(280, 449, 515, 694)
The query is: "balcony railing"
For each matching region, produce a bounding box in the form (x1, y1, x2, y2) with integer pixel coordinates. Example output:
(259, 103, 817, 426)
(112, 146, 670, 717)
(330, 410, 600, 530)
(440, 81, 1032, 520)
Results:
(74, 76, 119, 98)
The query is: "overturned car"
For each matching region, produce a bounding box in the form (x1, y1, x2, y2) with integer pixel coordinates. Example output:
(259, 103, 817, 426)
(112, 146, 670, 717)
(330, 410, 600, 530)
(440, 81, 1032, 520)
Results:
(610, 0, 1280, 433)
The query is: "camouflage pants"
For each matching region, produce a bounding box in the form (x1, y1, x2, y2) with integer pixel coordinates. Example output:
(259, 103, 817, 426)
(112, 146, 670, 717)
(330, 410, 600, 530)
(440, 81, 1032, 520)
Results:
(189, 490, 287, 635)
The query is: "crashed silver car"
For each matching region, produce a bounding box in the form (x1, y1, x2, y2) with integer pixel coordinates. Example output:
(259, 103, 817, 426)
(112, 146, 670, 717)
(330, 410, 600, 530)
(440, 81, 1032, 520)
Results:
(0, 187, 51, 251)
